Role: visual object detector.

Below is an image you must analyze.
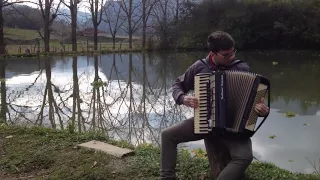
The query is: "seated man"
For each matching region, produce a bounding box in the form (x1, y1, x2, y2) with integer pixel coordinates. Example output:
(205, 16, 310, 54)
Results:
(160, 31, 269, 180)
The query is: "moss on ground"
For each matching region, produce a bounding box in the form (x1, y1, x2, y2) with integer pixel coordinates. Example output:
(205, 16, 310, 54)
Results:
(0, 124, 318, 180)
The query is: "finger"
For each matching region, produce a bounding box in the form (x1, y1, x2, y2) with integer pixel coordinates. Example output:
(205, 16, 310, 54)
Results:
(193, 102, 198, 108)
(190, 98, 198, 104)
(190, 98, 197, 104)
(255, 104, 262, 110)
(193, 100, 198, 106)
(260, 104, 268, 111)
(261, 97, 265, 104)
(255, 106, 261, 113)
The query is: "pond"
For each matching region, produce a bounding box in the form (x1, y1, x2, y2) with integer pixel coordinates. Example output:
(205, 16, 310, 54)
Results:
(0, 51, 320, 174)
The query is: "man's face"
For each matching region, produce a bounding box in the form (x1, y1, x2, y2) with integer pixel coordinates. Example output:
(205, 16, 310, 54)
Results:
(212, 48, 237, 65)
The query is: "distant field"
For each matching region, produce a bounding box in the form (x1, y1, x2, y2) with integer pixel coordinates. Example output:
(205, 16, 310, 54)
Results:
(6, 43, 135, 54)
(4, 27, 140, 42)
(3, 27, 142, 54)
(4, 27, 41, 40)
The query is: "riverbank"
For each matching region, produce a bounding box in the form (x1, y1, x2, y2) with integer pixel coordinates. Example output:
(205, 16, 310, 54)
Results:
(0, 48, 147, 59)
(0, 124, 318, 180)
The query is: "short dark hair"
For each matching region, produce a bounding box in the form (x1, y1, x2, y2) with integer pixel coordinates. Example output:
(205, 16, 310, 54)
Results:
(207, 31, 235, 53)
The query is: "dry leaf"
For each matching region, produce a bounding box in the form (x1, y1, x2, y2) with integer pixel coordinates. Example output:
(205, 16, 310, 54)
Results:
(92, 161, 97, 168)
(5, 135, 13, 139)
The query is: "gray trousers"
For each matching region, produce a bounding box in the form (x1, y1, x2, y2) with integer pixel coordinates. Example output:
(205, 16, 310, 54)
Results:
(160, 117, 253, 180)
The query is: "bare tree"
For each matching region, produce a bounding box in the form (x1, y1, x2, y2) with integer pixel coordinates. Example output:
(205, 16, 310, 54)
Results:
(103, 0, 125, 50)
(120, 0, 142, 49)
(88, 0, 105, 50)
(38, 0, 62, 52)
(151, 0, 185, 49)
(142, 0, 156, 50)
(62, 0, 80, 52)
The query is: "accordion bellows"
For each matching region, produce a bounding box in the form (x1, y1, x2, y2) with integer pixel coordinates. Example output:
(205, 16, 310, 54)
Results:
(194, 70, 270, 137)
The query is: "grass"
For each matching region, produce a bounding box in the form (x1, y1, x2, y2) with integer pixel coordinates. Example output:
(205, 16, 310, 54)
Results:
(4, 27, 40, 40)
(5, 42, 135, 54)
(3, 27, 144, 56)
(0, 124, 319, 180)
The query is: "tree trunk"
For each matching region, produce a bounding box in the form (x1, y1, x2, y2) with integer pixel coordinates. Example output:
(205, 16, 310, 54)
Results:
(112, 35, 116, 49)
(44, 0, 51, 52)
(0, 60, 6, 123)
(128, 28, 132, 49)
(94, 23, 98, 50)
(142, 0, 146, 50)
(0, 1, 5, 55)
(71, 4, 77, 52)
(204, 137, 231, 179)
(128, 0, 132, 49)
(72, 56, 77, 130)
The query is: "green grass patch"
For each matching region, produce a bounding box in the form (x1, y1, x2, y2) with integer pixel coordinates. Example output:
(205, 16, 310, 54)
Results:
(4, 28, 40, 40)
(0, 124, 318, 180)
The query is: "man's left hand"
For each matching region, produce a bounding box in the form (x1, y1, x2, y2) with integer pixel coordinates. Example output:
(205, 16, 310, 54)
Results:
(255, 97, 269, 117)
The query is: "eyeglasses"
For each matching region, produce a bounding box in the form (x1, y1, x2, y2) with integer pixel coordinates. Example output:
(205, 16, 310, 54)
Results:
(216, 49, 237, 59)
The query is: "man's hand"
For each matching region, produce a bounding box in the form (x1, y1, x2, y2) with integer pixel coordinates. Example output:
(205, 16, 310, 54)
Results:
(183, 96, 198, 108)
(255, 97, 269, 116)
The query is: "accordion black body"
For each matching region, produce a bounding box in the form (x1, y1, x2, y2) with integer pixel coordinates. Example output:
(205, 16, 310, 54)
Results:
(194, 70, 270, 137)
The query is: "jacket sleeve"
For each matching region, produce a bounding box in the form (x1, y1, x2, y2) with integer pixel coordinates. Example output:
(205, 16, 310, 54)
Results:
(172, 63, 197, 105)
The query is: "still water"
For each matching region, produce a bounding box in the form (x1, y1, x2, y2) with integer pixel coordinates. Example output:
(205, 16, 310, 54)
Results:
(0, 51, 320, 174)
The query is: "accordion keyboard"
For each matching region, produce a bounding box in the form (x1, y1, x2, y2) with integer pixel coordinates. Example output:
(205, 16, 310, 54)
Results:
(194, 73, 214, 134)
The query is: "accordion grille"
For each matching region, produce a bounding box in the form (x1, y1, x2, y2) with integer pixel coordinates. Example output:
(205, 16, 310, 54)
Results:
(245, 85, 268, 131)
(225, 71, 257, 131)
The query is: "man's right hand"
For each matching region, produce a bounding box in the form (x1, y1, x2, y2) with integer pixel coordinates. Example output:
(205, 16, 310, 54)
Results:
(183, 96, 198, 108)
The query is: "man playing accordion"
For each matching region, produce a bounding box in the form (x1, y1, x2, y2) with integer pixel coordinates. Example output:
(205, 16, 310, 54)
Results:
(160, 31, 269, 180)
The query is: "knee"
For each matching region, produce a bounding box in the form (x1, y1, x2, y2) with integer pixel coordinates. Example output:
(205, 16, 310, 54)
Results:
(161, 128, 173, 142)
(244, 153, 254, 165)
(233, 152, 253, 165)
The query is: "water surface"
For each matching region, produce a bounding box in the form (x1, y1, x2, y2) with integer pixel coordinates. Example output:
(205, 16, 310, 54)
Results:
(1, 51, 320, 174)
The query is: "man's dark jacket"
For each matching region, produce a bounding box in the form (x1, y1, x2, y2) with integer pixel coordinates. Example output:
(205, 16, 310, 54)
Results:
(172, 58, 251, 105)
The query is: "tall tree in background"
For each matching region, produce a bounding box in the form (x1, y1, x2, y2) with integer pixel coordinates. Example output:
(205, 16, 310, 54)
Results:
(152, 0, 170, 49)
(152, 0, 187, 49)
(103, 0, 125, 50)
(38, 0, 62, 52)
(120, 0, 142, 49)
(88, 0, 104, 50)
(62, 0, 80, 52)
(142, 0, 156, 50)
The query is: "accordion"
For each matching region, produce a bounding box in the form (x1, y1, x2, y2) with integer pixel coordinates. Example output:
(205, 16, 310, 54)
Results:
(194, 70, 270, 137)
